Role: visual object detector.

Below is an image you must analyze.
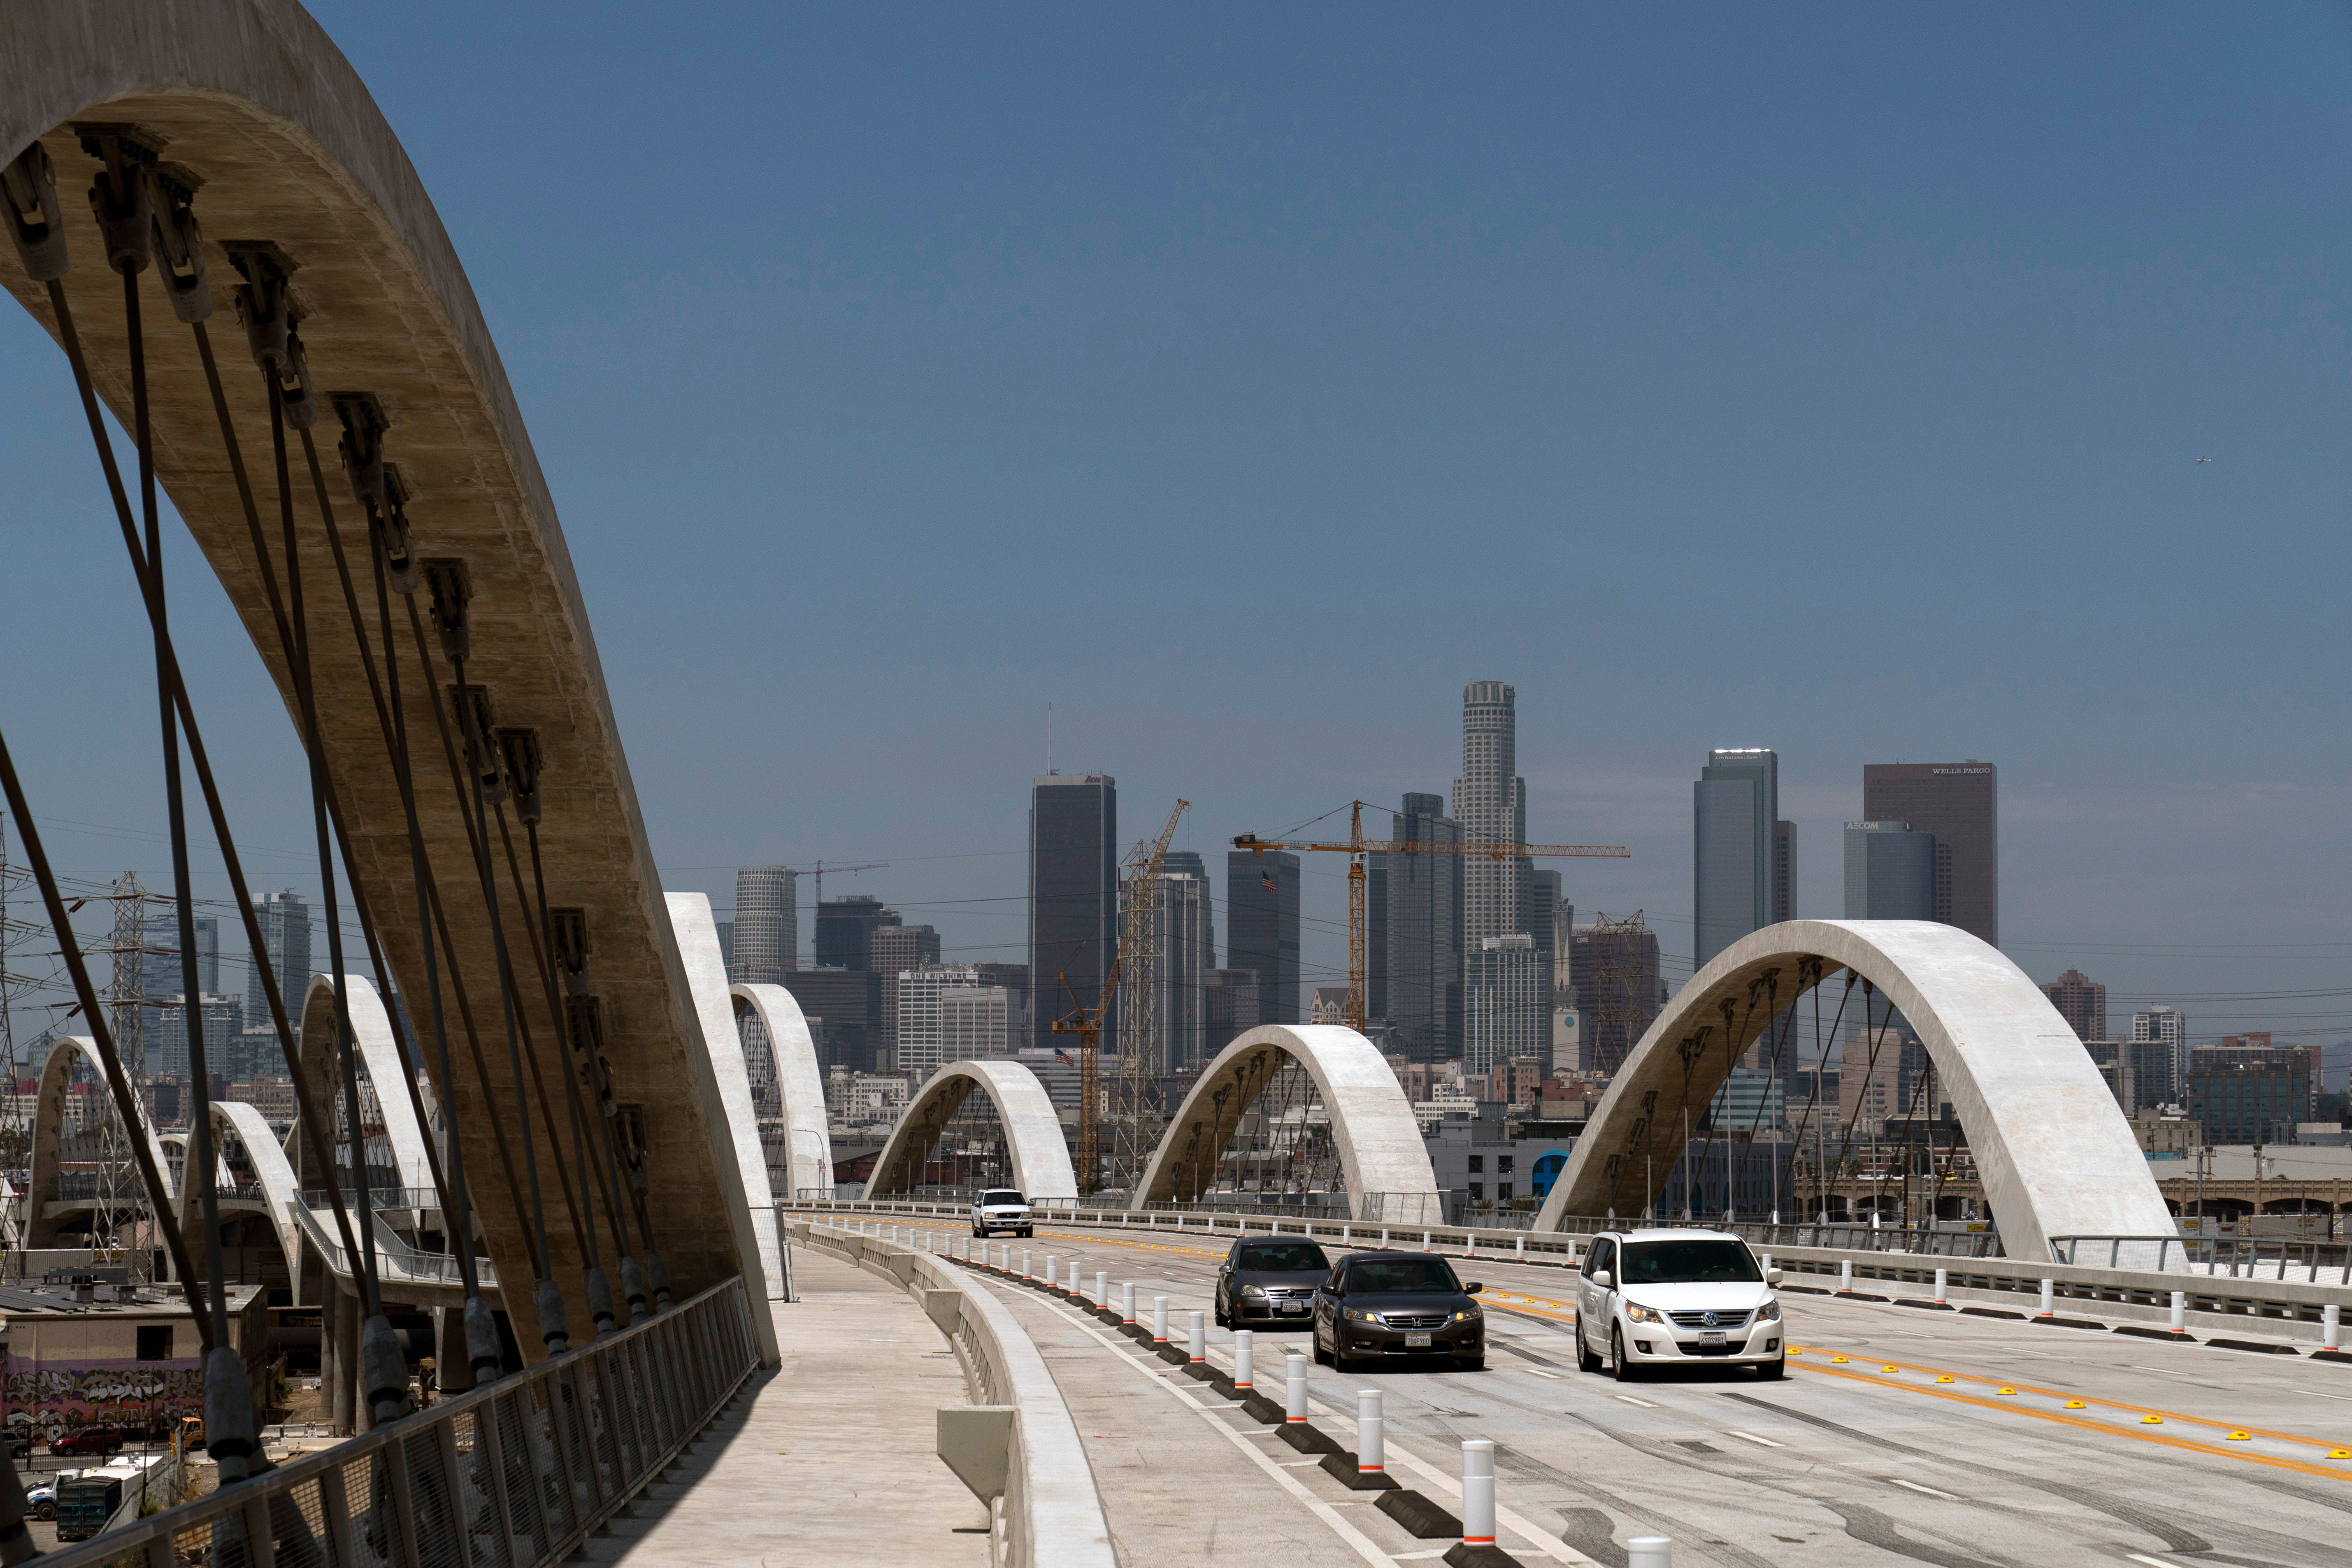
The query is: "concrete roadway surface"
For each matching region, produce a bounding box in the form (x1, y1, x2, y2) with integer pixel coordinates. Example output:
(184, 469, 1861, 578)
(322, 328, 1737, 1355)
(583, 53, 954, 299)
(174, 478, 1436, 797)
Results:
(942, 1221, 2352, 1568)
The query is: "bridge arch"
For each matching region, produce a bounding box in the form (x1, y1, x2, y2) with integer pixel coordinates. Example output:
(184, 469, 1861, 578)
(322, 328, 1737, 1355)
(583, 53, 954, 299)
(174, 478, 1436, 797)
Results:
(3, 0, 768, 1348)
(1533, 920, 2180, 1263)
(866, 1061, 1078, 1202)
(177, 1099, 308, 1289)
(1134, 1025, 1441, 1220)
(24, 1035, 175, 1250)
(296, 974, 440, 1195)
(731, 982, 834, 1201)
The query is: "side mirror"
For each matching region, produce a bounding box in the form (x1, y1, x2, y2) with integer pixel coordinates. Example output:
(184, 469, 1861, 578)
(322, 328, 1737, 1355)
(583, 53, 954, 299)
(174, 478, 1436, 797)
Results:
(1462, 1282, 1483, 1295)
(1590, 1269, 1613, 1290)
(1766, 1267, 1784, 1287)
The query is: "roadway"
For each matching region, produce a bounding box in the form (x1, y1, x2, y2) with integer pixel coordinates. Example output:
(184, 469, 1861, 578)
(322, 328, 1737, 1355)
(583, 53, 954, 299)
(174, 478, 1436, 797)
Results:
(946, 1221, 2352, 1567)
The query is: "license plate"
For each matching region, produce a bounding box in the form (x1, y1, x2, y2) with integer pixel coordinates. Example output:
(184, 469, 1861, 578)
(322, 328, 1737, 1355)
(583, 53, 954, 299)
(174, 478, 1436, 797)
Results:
(1278, 1301, 1306, 1314)
(1700, 1331, 1727, 1345)
(1406, 1332, 1432, 1347)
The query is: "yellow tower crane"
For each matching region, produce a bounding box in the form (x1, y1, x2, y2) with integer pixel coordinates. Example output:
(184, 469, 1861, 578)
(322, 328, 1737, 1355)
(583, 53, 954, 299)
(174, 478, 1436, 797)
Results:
(1233, 801, 1630, 1034)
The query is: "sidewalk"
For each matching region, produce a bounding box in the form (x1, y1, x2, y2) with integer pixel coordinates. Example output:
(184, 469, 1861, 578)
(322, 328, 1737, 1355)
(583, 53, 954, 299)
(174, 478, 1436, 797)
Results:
(583, 1247, 988, 1568)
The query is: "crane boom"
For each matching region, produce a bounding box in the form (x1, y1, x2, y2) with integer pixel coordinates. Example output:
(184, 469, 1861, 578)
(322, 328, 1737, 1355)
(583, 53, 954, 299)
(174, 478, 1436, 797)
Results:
(1233, 802, 1630, 1033)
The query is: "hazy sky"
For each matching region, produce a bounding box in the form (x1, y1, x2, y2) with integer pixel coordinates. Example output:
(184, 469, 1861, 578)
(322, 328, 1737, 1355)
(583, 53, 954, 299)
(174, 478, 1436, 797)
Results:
(5, 3, 2350, 1062)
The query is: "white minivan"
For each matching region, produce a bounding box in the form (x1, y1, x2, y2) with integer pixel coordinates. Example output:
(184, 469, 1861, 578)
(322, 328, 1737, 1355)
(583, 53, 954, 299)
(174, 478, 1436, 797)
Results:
(970, 1188, 1034, 1238)
(1577, 1228, 1784, 1381)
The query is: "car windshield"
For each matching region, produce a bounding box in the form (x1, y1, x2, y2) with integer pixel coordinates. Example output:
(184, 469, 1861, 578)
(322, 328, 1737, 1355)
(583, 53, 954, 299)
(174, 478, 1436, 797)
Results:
(1237, 1241, 1328, 1271)
(1618, 1238, 1761, 1285)
(979, 1190, 1027, 1206)
(1344, 1257, 1461, 1294)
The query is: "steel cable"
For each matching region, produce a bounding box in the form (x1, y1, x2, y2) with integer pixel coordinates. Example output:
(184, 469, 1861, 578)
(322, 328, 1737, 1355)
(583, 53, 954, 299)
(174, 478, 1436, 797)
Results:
(1775, 971, 1855, 1214)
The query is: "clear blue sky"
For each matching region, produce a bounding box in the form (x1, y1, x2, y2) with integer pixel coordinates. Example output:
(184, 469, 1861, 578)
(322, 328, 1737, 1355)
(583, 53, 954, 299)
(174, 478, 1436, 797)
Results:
(5, 3, 2350, 1060)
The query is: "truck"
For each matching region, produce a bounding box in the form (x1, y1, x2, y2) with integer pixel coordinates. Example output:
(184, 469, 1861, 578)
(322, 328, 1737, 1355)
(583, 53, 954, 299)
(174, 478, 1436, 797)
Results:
(54, 1473, 123, 1542)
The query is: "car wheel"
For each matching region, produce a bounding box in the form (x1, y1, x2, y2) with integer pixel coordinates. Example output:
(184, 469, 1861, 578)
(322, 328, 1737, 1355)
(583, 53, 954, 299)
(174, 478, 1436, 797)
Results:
(1757, 1356, 1786, 1380)
(35, 1504, 52, 1522)
(1610, 1326, 1641, 1382)
(1577, 1327, 1603, 1374)
(1214, 1302, 1230, 1329)
(1313, 1328, 1333, 1367)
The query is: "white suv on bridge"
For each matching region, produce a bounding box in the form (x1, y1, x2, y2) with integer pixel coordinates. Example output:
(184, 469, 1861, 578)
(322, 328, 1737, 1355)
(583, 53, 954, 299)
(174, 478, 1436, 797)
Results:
(1577, 1228, 1785, 1381)
(970, 1188, 1034, 1238)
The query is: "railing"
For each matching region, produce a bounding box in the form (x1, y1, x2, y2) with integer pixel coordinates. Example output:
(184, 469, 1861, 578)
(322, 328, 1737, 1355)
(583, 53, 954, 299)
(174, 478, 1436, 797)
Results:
(2054, 1233, 2352, 1282)
(42, 1275, 761, 1568)
(1550, 1214, 2006, 1259)
(300, 1187, 443, 1213)
(286, 1200, 497, 1289)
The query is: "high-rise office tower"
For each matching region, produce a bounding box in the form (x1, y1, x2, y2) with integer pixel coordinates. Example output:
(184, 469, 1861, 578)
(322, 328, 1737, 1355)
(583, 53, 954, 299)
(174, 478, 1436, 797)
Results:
(149, 993, 242, 1081)
(1569, 917, 1660, 1078)
(1371, 791, 1464, 1063)
(2132, 1005, 2189, 1106)
(872, 922, 941, 1059)
(1203, 969, 1260, 1055)
(1225, 848, 1300, 1026)
(1774, 822, 1796, 923)
(1523, 866, 1561, 1053)
(143, 913, 218, 1001)
(1861, 762, 1997, 945)
(1131, 854, 1213, 1072)
(244, 890, 311, 1025)
(1844, 821, 1937, 919)
(1693, 748, 1779, 969)
(816, 895, 897, 972)
(1464, 934, 1540, 1076)
(1030, 774, 1118, 1050)
(894, 964, 992, 1080)
(731, 866, 797, 982)
(1455, 683, 1525, 946)
(972, 962, 1032, 1042)
(2040, 969, 2106, 1043)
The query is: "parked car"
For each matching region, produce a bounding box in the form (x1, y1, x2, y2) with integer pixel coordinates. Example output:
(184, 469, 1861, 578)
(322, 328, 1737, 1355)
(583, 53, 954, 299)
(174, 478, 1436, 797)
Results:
(1214, 1236, 1330, 1328)
(1312, 1250, 1485, 1371)
(1576, 1228, 1784, 1382)
(49, 1428, 123, 1458)
(969, 1188, 1033, 1239)
(0, 1433, 30, 1464)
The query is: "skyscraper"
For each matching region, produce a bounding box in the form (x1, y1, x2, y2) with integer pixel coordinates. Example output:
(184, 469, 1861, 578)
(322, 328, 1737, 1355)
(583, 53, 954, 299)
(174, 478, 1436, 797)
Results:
(816, 895, 897, 972)
(1860, 762, 1998, 945)
(244, 890, 311, 1024)
(2132, 1005, 2189, 1106)
(1030, 774, 1118, 1050)
(1132, 853, 1213, 1072)
(2040, 969, 2106, 1043)
(1455, 682, 1525, 947)
(1523, 867, 1561, 1058)
(731, 866, 797, 982)
(1569, 915, 1660, 1078)
(872, 922, 941, 1061)
(1371, 791, 1464, 1064)
(1225, 848, 1300, 1026)
(1774, 821, 1797, 923)
(1693, 748, 1778, 969)
(143, 913, 218, 1001)
(894, 964, 990, 1080)
(1844, 822, 1936, 919)
(1464, 934, 1540, 1076)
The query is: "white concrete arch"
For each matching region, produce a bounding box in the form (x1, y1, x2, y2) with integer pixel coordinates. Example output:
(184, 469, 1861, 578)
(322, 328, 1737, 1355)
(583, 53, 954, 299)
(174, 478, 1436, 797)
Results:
(731, 982, 834, 1201)
(1134, 1025, 1441, 1220)
(179, 1099, 307, 1287)
(1532, 920, 2180, 1264)
(24, 1035, 175, 1250)
(296, 974, 439, 1194)
(667, 894, 785, 1299)
(866, 1060, 1078, 1203)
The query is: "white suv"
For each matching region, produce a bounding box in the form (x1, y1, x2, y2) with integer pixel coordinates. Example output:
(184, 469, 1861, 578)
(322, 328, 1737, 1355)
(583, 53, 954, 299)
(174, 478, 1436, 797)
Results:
(1576, 1228, 1785, 1381)
(970, 1188, 1034, 1238)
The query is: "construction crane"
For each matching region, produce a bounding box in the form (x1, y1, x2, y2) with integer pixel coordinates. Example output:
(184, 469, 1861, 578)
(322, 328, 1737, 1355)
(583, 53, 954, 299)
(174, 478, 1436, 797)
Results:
(1233, 800, 1629, 1034)
(1053, 798, 1189, 1194)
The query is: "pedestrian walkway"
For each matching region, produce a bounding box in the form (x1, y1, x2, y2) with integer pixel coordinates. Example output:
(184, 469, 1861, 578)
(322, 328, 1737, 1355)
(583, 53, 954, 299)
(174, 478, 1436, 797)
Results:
(583, 1247, 988, 1568)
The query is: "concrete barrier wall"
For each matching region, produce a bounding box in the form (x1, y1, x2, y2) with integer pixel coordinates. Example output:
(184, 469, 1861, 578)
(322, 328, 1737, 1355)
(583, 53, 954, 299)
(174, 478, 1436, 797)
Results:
(787, 1220, 1115, 1568)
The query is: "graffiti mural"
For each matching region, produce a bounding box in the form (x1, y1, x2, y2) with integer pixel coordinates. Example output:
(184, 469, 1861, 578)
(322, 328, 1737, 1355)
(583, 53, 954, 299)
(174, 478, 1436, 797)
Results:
(4, 1357, 201, 1438)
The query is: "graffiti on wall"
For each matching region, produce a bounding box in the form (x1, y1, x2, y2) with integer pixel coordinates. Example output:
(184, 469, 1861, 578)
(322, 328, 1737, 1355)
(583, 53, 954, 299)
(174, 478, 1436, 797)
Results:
(3, 1357, 202, 1436)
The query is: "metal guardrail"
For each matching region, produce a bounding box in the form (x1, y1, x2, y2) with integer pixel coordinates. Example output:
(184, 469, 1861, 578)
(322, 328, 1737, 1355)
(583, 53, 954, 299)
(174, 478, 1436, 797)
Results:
(42, 1275, 761, 1568)
(286, 1200, 497, 1290)
(2053, 1233, 2352, 1282)
(299, 1187, 443, 1212)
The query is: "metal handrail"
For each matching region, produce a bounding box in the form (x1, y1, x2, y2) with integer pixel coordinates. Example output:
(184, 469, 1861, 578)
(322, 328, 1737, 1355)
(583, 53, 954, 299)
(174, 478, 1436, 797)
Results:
(42, 1275, 761, 1568)
(284, 1195, 497, 1289)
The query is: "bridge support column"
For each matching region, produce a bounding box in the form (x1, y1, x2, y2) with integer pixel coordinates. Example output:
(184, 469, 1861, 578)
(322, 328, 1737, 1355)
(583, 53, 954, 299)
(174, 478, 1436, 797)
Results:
(436, 1305, 474, 1395)
(329, 1285, 359, 1436)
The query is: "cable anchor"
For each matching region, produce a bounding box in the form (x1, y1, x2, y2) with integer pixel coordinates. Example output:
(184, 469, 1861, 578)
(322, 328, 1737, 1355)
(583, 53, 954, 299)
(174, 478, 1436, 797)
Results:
(73, 122, 164, 276)
(2, 141, 69, 280)
(223, 240, 319, 427)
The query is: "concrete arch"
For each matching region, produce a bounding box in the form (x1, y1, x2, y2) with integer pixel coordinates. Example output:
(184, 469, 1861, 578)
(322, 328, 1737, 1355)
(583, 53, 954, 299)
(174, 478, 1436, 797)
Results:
(731, 982, 834, 1201)
(3, 0, 766, 1349)
(24, 1035, 175, 1250)
(866, 1061, 1078, 1203)
(296, 973, 440, 1194)
(1134, 1025, 1441, 1220)
(667, 894, 784, 1299)
(178, 1099, 307, 1287)
(1533, 920, 2181, 1265)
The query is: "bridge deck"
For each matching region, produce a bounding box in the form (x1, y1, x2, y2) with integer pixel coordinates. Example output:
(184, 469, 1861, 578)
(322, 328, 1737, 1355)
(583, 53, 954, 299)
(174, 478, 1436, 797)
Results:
(580, 1247, 985, 1568)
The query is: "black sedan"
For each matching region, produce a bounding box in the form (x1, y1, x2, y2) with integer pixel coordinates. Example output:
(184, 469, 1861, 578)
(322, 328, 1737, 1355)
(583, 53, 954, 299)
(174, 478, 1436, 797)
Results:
(1312, 1250, 1484, 1371)
(1213, 1236, 1331, 1328)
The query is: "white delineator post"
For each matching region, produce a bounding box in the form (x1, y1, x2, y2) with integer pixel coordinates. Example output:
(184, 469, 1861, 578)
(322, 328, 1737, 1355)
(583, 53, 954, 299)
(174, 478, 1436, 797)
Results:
(2171, 1290, 2187, 1335)
(1285, 1353, 1308, 1424)
(1933, 1268, 1948, 1306)
(2327, 1303, 2342, 1351)
(1045, 1254, 1056, 1288)
(1188, 1310, 1206, 1365)
(1628, 1535, 1672, 1567)
(1357, 1390, 1384, 1475)
(1838, 1259, 1853, 1294)
(1121, 1282, 1136, 1325)
(1153, 1294, 1169, 1345)
(1460, 1438, 1496, 1547)
(1233, 1330, 1254, 1390)
(2038, 1278, 2055, 1319)
(1021, 1249, 1033, 1280)
(1095, 1271, 1108, 1308)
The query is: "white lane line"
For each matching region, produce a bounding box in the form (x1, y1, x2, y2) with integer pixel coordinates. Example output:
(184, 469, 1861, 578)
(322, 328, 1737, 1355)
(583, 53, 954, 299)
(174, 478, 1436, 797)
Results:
(1727, 1430, 1783, 1448)
(1615, 1394, 1658, 1408)
(1522, 1368, 1563, 1380)
(2124, 1364, 2199, 1378)
(1891, 1479, 1957, 1500)
(2297, 1388, 2352, 1403)
(2127, 1556, 2189, 1568)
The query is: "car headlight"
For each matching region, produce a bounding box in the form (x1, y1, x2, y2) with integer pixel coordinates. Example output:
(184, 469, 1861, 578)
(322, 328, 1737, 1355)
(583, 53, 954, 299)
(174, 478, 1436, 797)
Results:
(1756, 1299, 1780, 1322)
(1346, 1308, 1378, 1324)
(1451, 1307, 1481, 1322)
(1240, 1285, 1267, 1299)
(1622, 1302, 1662, 1324)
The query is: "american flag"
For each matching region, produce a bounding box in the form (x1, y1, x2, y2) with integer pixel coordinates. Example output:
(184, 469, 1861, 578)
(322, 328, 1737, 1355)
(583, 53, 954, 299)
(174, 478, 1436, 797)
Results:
(1054, 1050, 1073, 1066)
(1261, 872, 1278, 892)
